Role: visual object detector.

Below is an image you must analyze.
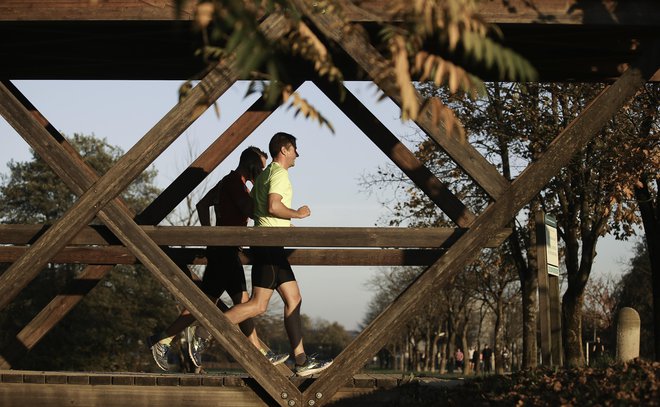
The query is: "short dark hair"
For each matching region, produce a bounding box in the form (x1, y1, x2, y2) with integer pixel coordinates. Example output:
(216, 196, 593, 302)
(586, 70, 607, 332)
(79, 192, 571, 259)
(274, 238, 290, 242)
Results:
(239, 146, 268, 180)
(269, 132, 297, 159)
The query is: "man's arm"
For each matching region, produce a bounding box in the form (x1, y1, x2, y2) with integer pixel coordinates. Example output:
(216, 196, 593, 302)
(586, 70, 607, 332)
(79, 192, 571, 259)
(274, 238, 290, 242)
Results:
(267, 193, 310, 220)
(196, 186, 218, 226)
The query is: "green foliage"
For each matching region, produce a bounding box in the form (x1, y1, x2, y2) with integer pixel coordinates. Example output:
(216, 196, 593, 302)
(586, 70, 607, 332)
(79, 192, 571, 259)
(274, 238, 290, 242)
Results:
(0, 133, 178, 372)
(0, 133, 160, 222)
(175, 0, 536, 132)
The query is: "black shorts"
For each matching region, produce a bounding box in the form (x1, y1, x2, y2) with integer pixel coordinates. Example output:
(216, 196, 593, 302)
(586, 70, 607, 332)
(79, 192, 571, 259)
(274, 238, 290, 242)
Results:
(251, 246, 296, 289)
(201, 246, 247, 298)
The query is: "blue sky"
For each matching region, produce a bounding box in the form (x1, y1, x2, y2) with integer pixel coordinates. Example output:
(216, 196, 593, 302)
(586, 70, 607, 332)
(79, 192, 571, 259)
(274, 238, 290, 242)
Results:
(0, 80, 638, 330)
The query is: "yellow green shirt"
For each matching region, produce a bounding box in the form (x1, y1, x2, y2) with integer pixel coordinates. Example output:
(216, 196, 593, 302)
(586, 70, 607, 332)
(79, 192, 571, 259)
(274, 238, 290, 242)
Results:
(252, 162, 292, 227)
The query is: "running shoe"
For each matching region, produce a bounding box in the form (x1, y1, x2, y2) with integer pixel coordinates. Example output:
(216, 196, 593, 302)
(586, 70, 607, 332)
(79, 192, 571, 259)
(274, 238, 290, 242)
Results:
(147, 335, 170, 371)
(264, 350, 290, 365)
(294, 355, 333, 377)
(188, 333, 211, 368)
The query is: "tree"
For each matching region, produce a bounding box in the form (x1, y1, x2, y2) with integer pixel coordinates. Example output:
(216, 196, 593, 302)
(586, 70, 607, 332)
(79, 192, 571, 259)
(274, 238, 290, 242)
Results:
(0, 133, 178, 371)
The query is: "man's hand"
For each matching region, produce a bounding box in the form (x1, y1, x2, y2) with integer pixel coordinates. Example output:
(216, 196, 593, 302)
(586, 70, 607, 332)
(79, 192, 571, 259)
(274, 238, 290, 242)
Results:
(295, 205, 311, 219)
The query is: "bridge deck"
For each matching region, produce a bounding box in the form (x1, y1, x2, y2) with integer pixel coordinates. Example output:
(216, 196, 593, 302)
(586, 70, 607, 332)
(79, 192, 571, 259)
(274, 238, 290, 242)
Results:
(0, 370, 432, 406)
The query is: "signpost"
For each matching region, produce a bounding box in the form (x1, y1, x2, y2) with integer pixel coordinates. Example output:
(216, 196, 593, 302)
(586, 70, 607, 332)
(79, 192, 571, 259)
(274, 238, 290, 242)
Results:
(536, 212, 563, 366)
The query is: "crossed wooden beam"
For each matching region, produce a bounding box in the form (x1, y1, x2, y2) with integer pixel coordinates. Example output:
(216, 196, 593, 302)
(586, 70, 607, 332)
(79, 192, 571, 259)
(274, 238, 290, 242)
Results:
(0, 3, 657, 406)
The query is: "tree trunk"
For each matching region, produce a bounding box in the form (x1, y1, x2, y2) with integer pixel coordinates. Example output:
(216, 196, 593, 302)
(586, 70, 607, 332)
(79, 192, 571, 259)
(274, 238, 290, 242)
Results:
(635, 176, 660, 360)
(520, 209, 540, 368)
(461, 317, 470, 374)
(494, 300, 503, 374)
(562, 285, 586, 366)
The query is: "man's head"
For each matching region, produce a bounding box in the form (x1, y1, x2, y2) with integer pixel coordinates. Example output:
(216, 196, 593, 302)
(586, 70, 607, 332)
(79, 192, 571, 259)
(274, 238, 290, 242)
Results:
(269, 132, 299, 168)
(239, 146, 268, 181)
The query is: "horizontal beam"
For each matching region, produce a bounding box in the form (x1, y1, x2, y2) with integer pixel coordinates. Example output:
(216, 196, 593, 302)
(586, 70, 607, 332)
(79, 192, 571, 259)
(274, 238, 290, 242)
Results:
(1, 0, 658, 26)
(0, 224, 510, 248)
(0, 370, 399, 407)
(0, 246, 444, 266)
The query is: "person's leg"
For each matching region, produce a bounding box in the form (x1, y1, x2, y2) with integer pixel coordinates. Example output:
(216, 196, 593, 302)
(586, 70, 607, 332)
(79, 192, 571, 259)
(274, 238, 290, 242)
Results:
(224, 286, 274, 324)
(230, 291, 261, 349)
(276, 280, 305, 364)
(155, 309, 196, 343)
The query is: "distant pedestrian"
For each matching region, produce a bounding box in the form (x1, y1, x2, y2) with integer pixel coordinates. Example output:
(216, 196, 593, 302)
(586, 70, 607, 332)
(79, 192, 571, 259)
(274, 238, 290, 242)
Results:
(482, 345, 493, 373)
(471, 345, 480, 373)
(455, 348, 464, 370)
(501, 347, 510, 371)
(591, 336, 606, 365)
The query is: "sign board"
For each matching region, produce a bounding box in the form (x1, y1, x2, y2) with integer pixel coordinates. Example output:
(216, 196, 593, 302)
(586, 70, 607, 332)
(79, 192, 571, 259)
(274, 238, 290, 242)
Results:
(545, 215, 559, 275)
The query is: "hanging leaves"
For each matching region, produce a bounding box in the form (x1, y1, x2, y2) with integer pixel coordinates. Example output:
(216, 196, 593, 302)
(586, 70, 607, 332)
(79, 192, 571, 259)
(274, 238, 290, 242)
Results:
(179, 0, 537, 131)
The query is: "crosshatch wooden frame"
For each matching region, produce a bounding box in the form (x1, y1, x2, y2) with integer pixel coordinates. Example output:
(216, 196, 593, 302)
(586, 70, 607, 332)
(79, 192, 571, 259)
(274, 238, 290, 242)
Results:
(0, 1, 658, 406)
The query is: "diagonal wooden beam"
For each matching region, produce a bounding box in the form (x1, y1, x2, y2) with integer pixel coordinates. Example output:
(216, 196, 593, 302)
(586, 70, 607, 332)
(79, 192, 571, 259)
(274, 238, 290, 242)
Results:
(0, 14, 302, 406)
(300, 40, 659, 406)
(295, 0, 509, 200)
(314, 79, 475, 226)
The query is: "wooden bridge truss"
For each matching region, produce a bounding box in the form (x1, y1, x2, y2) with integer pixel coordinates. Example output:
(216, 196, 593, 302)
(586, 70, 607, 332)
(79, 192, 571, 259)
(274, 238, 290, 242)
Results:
(0, 1, 658, 406)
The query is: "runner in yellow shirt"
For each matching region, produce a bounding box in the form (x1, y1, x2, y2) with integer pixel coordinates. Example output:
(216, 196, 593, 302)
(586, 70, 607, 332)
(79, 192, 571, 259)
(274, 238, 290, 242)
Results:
(224, 132, 333, 377)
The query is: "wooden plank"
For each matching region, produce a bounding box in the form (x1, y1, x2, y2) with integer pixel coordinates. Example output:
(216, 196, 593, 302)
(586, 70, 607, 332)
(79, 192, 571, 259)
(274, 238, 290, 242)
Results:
(300, 37, 659, 406)
(297, 0, 510, 201)
(0, 379, 387, 407)
(315, 80, 475, 226)
(349, 0, 660, 25)
(0, 246, 451, 266)
(2, 0, 659, 26)
(0, 224, 510, 248)
(0, 15, 302, 407)
(0, 0, 196, 21)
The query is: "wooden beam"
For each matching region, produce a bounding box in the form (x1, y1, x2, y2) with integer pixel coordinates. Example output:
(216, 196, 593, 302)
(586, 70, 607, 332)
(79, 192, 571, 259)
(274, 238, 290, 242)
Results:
(2, 0, 659, 26)
(299, 0, 510, 201)
(347, 0, 660, 25)
(299, 40, 659, 406)
(0, 0, 196, 21)
(0, 370, 404, 407)
(0, 264, 110, 370)
(0, 224, 510, 248)
(0, 246, 445, 267)
(0, 14, 302, 406)
(314, 80, 475, 226)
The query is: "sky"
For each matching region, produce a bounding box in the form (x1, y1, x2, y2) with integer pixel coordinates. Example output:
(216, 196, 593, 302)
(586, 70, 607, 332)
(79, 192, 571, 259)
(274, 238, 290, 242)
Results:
(0, 79, 640, 331)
